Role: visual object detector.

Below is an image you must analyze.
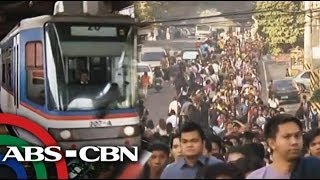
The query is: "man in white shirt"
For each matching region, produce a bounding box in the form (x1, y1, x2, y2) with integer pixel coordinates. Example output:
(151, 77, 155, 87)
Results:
(166, 110, 179, 129)
(212, 62, 220, 75)
(168, 97, 181, 115)
(235, 72, 244, 91)
(268, 94, 279, 110)
(209, 72, 219, 84)
(235, 59, 242, 70)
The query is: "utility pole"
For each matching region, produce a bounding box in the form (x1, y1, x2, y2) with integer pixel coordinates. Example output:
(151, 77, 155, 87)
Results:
(306, 1, 320, 128)
(304, 1, 312, 72)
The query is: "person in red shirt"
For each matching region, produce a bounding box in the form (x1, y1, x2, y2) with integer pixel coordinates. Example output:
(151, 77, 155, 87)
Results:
(140, 72, 151, 98)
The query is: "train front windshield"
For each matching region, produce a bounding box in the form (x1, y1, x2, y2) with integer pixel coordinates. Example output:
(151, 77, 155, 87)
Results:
(44, 22, 136, 111)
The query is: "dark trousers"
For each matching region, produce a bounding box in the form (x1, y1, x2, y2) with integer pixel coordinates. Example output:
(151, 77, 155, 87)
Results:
(162, 68, 169, 81)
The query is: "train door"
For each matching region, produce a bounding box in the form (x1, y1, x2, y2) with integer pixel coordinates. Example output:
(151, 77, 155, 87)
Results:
(18, 29, 45, 113)
(15, 29, 45, 145)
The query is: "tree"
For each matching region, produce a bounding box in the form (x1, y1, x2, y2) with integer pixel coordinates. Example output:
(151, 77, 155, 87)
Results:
(134, 1, 163, 22)
(254, 1, 304, 55)
(310, 89, 320, 102)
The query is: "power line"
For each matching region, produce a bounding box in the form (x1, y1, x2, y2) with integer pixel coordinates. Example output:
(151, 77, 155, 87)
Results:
(139, 15, 315, 28)
(139, 8, 320, 25)
(142, 13, 306, 27)
(159, 15, 255, 26)
(141, 9, 283, 23)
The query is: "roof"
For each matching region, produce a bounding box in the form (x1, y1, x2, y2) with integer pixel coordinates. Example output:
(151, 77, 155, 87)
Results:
(181, 48, 200, 51)
(137, 62, 151, 66)
(273, 78, 294, 82)
(141, 47, 166, 52)
(0, 1, 133, 40)
(1, 14, 135, 43)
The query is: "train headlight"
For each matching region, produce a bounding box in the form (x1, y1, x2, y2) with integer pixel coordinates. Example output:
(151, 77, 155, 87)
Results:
(60, 130, 72, 140)
(123, 126, 135, 136)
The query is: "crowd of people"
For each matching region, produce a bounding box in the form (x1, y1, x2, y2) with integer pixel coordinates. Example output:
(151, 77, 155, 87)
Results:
(136, 31, 320, 179)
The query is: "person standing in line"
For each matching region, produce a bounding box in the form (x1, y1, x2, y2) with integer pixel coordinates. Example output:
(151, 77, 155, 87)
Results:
(168, 96, 181, 117)
(166, 110, 179, 131)
(140, 142, 170, 179)
(166, 27, 170, 40)
(247, 114, 320, 179)
(267, 93, 279, 110)
(267, 80, 273, 99)
(140, 72, 151, 98)
(160, 122, 222, 179)
(169, 133, 182, 163)
(309, 106, 319, 131)
(304, 128, 320, 158)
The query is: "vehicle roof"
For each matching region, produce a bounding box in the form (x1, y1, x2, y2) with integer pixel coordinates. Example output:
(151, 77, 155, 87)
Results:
(137, 62, 151, 66)
(273, 78, 293, 83)
(294, 70, 311, 77)
(1, 14, 135, 44)
(181, 48, 200, 51)
(141, 47, 166, 52)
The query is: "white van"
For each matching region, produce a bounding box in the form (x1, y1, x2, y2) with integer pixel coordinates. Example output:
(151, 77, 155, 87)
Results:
(139, 47, 167, 69)
(195, 24, 211, 38)
(292, 70, 311, 92)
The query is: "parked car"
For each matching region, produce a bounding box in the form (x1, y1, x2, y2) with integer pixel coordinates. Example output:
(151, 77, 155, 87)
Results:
(292, 70, 311, 93)
(272, 78, 300, 104)
(180, 48, 203, 64)
(139, 47, 168, 69)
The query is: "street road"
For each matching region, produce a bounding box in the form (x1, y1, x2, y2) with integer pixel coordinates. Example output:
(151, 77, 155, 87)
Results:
(144, 82, 177, 125)
(144, 54, 305, 126)
(262, 56, 302, 115)
(142, 39, 195, 125)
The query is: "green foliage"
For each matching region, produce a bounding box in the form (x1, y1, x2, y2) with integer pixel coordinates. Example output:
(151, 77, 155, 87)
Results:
(134, 1, 162, 22)
(255, 1, 304, 55)
(310, 89, 320, 102)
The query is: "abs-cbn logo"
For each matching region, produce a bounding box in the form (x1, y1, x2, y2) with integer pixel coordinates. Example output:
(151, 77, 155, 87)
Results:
(2, 146, 139, 162)
(0, 114, 141, 178)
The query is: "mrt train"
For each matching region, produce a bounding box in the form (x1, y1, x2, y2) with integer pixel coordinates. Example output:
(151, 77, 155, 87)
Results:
(0, 13, 140, 150)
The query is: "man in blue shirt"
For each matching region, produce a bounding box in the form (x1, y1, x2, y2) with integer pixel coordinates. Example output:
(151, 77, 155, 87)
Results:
(160, 122, 222, 179)
(200, 43, 209, 57)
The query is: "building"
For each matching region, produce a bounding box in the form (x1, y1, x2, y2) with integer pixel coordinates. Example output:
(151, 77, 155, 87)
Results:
(118, 4, 134, 18)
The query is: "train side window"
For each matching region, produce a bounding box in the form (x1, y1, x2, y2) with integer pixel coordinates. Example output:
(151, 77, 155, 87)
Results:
(25, 41, 45, 106)
(301, 72, 310, 79)
(26, 42, 43, 68)
(8, 63, 11, 88)
(1, 48, 13, 91)
(35, 42, 43, 67)
(2, 64, 5, 84)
